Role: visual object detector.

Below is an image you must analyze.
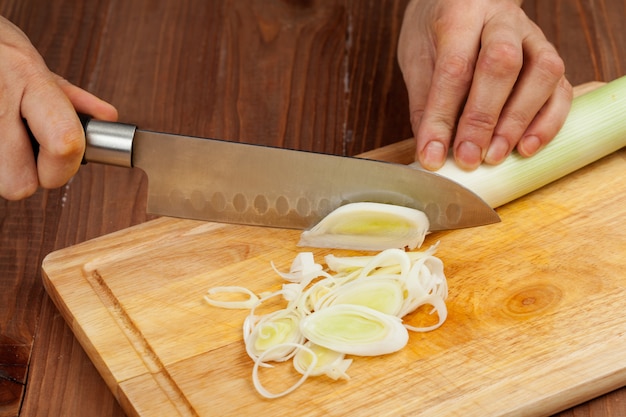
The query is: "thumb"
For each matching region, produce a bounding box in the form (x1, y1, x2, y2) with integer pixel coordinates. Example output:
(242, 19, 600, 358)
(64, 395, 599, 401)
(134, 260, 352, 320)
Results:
(21, 77, 85, 189)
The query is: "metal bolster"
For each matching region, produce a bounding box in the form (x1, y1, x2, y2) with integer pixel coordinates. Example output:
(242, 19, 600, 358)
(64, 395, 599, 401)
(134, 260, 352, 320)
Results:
(84, 120, 136, 167)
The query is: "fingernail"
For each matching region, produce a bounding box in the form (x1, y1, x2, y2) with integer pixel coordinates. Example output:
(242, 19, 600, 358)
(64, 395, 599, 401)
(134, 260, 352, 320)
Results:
(485, 135, 510, 164)
(456, 141, 482, 170)
(421, 141, 446, 170)
(519, 135, 541, 156)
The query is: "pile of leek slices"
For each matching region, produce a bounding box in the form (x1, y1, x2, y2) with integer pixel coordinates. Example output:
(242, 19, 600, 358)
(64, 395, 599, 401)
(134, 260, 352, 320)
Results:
(205, 202, 447, 398)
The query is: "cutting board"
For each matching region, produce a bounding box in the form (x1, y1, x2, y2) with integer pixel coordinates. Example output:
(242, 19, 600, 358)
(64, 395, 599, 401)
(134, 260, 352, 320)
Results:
(42, 85, 626, 417)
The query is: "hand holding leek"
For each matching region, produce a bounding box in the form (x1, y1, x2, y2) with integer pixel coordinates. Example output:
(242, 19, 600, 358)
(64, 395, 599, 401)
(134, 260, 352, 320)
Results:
(414, 76, 626, 208)
(398, 0, 572, 171)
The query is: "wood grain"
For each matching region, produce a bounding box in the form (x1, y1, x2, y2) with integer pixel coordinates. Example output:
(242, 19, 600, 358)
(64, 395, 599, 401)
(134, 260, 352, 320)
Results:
(0, 0, 625, 416)
(40, 144, 626, 416)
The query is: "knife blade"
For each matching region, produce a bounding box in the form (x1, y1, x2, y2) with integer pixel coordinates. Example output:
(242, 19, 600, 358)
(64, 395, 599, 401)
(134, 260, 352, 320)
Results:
(44, 118, 501, 231)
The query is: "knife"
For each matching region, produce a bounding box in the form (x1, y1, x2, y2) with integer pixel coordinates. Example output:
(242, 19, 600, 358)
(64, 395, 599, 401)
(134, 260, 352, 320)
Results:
(29, 118, 500, 231)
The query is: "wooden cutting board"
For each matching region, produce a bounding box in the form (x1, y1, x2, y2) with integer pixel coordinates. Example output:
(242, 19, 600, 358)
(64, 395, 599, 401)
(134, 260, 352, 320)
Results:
(42, 87, 626, 417)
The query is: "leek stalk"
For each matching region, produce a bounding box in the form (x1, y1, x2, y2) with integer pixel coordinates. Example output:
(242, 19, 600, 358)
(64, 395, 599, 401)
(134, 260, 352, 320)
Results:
(415, 76, 626, 208)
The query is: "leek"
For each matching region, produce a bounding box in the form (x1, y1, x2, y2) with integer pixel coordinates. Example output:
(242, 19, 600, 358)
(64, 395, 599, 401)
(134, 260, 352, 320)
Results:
(244, 306, 305, 363)
(204, 286, 259, 309)
(271, 252, 323, 283)
(292, 341, 352, 380)
(324, 243, 438, 272)
(298, 202, 429, 250)
(413, 76, 626, 208)
(299, 304, 409, 356)
(252, 342, 317, 399)
(207, 246, 448, 398)
(315, 278, 405, 316)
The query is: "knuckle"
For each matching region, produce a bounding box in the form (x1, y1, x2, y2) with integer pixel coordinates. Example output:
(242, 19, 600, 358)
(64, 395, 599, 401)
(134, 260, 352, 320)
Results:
(55, 125, 85, 159)
(37, 118, 85, 165)
(409, 108, 425, 129)
(478, 41, 522, 76)
(418, 110, 458, 142)
(500, 108, 532, 132)
(461, 108, 499, 134)
(7, 45, 45, 78)
(535, 47, 566, 79)
(437, 52, 474, 84)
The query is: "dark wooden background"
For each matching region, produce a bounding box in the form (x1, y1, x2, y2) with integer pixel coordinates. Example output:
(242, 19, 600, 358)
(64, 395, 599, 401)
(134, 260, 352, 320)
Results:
(1, 1, 625, 416)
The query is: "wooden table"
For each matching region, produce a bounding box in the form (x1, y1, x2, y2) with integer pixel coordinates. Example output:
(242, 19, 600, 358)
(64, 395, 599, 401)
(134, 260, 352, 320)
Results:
(1, 1, 624, 416)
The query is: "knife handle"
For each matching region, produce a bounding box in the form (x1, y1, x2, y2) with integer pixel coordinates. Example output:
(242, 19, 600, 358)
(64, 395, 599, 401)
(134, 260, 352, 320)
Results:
(25, 115, 136, 168)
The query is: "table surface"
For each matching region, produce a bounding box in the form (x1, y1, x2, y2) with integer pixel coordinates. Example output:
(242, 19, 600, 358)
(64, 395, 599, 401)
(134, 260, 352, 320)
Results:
(1, 1, 625, 416)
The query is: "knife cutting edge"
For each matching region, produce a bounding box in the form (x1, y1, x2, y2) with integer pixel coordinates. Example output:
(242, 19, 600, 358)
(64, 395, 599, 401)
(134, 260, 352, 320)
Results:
(28, 117, 500, 231)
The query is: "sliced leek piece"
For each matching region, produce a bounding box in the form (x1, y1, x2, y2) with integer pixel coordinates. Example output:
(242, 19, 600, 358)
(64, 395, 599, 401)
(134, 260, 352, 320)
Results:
(298, 202, 429, 251)
(271, 252, 323, 283)
(299, 304, 409, 356)
(244, 308, 304, 362)
(315, 278, 405, 316)
(252, 342, 316, 399)
(292, 341, 352, 380)
(324, 243, 438, 272)
(204, 286, 259, 309)
(206, 246, 449, 398)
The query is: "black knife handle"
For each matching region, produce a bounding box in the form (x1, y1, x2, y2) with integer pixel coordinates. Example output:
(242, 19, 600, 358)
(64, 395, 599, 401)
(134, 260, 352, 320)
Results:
(25, 115, 136, 168)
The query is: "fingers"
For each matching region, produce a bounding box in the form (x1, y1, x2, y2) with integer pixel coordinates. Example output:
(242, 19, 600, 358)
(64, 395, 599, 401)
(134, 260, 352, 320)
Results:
(516, 75, 573, 157)
(0, 111, 39, 201)
(484, 24, 569, 163)
(396, 0, 438, 168)
(20, 77, 119, 195)
(402, 1, 572, 171)
(0, 16, 118, 200)
(452, 15, 524, 169)
(0, 20, 37, 199)
(495, 35, 571, 159)
(450, 10, 568, 170)
(411, 9, 483, 171)
(21, 77, 88, 191)
(1, 78, 119, 201)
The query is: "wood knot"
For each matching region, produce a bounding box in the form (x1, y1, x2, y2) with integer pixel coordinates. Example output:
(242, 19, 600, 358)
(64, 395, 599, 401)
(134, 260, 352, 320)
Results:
(503, 284, 562, 318)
